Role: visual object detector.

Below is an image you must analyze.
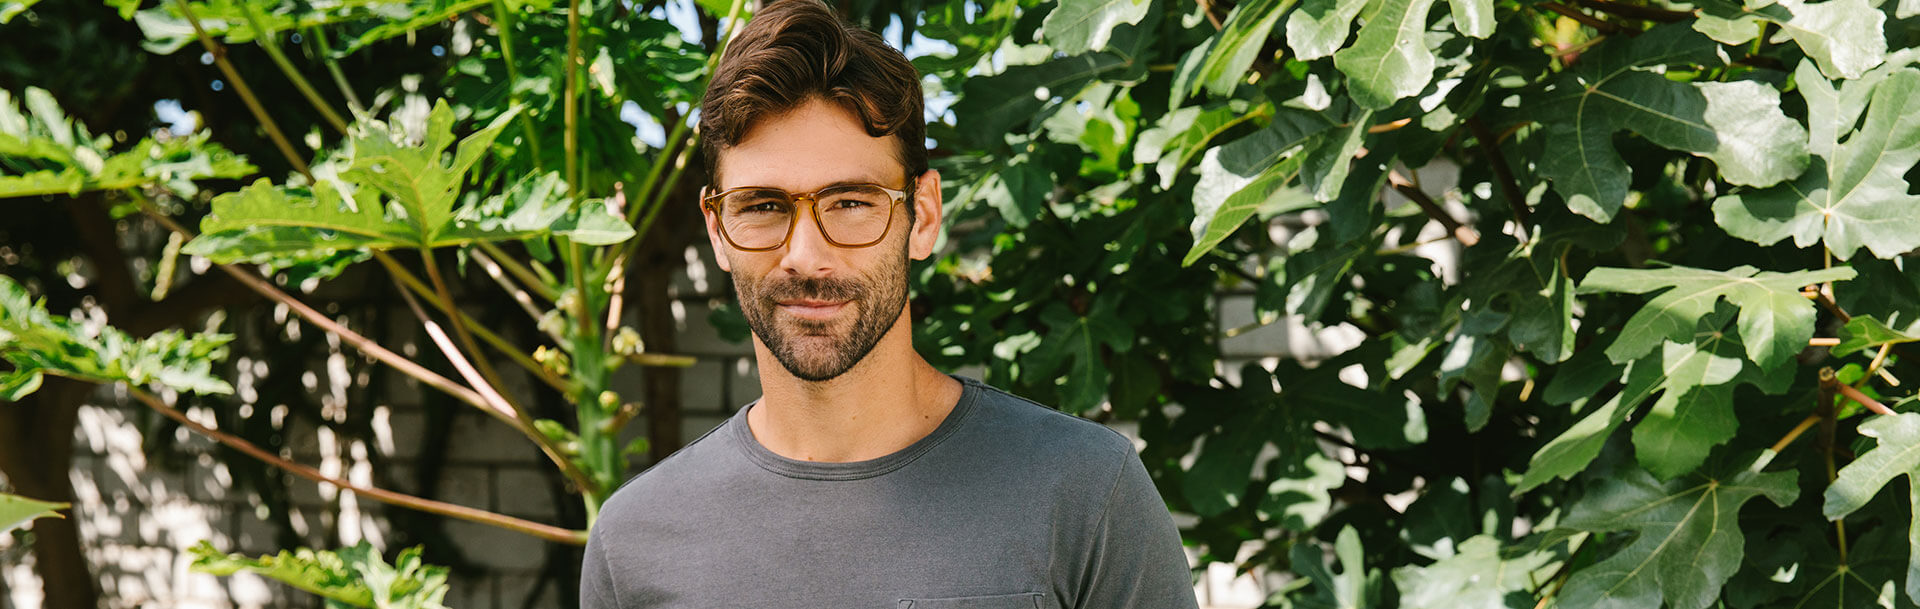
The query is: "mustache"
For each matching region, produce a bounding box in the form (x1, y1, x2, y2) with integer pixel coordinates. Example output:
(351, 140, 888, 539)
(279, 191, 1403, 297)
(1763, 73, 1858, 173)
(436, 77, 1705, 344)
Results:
(762, 276, 864, 302)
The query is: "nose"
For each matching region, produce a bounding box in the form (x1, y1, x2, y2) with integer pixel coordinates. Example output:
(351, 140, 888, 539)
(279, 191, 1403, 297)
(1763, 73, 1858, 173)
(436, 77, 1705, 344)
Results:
(778, 200, 838, 277)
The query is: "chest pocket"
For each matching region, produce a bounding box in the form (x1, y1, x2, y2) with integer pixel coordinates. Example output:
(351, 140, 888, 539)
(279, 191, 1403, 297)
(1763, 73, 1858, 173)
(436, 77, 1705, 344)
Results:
(898, 593, 1043, 609)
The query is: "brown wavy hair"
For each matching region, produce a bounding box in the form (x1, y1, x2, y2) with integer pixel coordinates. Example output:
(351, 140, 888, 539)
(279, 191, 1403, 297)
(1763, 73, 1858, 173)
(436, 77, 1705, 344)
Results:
(698, 0, 927, 190)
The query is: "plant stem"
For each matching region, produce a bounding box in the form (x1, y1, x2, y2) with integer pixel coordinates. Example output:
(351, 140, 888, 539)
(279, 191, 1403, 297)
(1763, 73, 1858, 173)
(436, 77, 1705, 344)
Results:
(175, 0, 313, 181)
(1837, 382, 1895, 416)
(1467, 117, 1531, 236)
(1538, 2, 1635, 34)
(1388, 169, 1479, 247)
(307, 27, 366, 117)
(471, 246, 564, 339)
(126, 387, 586, 545)
(416, 247, 530, 418)
(134, 195, 492, 413)
(1766, 413, 1822, 456)
(378, 249, 568, 393)
(475, 240, 559, 302)
(1573, 0, 1692, 22)
(240, 2, 350, 136)
(381, 255, 597, 496)
(563, 0, 582, 193)
(490, 0, 545, 170)
(1818, 368, 1847, 561)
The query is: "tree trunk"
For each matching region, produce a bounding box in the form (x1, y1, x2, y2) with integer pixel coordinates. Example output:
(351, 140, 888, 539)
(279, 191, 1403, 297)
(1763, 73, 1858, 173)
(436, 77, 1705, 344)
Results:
(0, 376, 100, 609)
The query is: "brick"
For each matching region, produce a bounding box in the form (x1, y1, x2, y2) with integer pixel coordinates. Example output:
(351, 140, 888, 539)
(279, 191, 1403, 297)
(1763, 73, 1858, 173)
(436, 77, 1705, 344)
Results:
(493, 467, 561, 521)
(498, 573, 560, 609)
(443, 519, 546, 571)
(432, 465, 494, 513)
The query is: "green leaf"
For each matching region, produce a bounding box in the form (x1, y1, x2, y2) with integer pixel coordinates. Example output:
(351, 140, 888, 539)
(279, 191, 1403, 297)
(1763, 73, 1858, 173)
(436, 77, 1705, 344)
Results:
(1694, 0, 1885, 79)
(1447, 0, 1494, 38)
(1196, 0, 1290, 96)
(1185, 153, 1316, 266)
(1437, 333, 1508, 432)
(189, 541, 451, 609)
(1286, 0, 1368, 59)
(1260, 452, 1345, 530)
(1577, 264, 1855, 370)
(0, 492, 66, 535)
(186, 108, 628, 262)
(1333, 0, 1442, 110)
(1714, 65, 1920, 261)
(1834, 316, 1920, 358)
(1288, 525, 1381, 608)
(0, 369, 42, 401)
(1555, 464, 1799, 609)
(0, 0, 41, 24)
(1392, 535, 1558, 608)
(1183, 406, 1269, 517)
(1529, 26, 1809, 221)
(1300, 110, 1372, 202)
(1518, 330, 1772, 491)
(1040, 0, 1153, 54)
(0, 88, 254, 199)
(946, 53, 1130, 149)
(1826, 412, 1920, 605)
(1183, 110, 1336, 265)
(0, 275, 234, 397)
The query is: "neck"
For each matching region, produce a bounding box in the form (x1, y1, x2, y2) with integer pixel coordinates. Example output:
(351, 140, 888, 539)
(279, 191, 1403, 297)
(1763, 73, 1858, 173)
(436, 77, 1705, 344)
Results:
(744, 314, 963, 463)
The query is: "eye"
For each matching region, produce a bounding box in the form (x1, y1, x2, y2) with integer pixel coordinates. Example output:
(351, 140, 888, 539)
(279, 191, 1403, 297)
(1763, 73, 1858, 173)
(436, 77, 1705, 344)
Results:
(741, 202, 785, 213)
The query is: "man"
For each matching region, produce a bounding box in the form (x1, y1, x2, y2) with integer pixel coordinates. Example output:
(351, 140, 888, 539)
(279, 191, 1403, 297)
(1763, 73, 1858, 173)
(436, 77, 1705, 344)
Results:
(580, 1, 1198, 607)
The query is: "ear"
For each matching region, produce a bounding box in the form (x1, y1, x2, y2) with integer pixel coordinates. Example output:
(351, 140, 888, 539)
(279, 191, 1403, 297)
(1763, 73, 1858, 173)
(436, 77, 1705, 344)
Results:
(700, 187, 734, 272)
(907, 169, 942, 261)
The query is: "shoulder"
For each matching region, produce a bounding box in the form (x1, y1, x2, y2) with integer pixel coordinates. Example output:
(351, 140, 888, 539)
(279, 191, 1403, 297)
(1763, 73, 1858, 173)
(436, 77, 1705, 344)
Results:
(594, 416, 743, 525)
(957, 378, 1136, 474)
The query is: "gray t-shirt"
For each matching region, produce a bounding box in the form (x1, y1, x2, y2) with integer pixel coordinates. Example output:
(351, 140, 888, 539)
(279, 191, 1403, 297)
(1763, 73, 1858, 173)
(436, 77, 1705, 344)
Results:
(580, 376, 1199, 609)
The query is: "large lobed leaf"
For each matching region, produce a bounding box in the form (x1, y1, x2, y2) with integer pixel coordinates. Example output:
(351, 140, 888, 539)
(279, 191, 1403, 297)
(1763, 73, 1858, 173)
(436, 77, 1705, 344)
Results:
(189, 541, 450, 609)
(1518, 321, 1793, 490)
(0, 87, 254, 199)
(1826, 412, 1920, 605)
(0, 275, 233, 398)
(1039, 0, 1153, 55)
(184, 102, 632, 263)
(1578, 264, 1855, 371)
(1332, 0, 1441, 110)
(1714, 63, 1920, 261)
(1554, 464, 1799, 609)
(1526, 25, 1809, 222)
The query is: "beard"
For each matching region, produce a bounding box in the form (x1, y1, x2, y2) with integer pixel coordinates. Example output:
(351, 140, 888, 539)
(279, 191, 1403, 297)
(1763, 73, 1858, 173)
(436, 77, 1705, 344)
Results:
(734, 244, 910, 382)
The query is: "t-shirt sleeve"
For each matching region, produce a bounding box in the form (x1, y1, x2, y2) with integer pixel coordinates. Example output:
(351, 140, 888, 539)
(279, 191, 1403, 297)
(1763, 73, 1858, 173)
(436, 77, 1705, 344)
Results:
(581, 527, 619, 608)
(1073, 444, 1201, 609)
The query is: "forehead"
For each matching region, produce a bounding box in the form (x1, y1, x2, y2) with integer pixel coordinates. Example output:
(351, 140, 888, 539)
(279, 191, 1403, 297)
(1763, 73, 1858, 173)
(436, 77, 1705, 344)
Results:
(713, 97, 903, 191)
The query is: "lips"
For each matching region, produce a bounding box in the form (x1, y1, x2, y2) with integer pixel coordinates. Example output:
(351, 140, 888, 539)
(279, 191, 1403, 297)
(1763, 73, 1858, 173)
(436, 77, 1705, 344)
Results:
(775, 299, 849, 321)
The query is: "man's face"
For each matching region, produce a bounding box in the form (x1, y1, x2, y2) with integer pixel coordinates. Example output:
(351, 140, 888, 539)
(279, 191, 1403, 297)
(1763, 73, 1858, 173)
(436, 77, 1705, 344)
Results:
(704, 98, 942, 382)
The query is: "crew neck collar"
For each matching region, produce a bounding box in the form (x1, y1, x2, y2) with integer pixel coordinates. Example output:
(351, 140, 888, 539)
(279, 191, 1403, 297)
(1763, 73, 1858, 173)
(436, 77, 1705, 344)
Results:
(731, 375, 982, 481)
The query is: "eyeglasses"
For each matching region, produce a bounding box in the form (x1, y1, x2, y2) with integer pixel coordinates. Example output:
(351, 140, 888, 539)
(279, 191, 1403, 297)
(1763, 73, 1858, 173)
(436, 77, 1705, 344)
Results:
(702, 181, 912, 251)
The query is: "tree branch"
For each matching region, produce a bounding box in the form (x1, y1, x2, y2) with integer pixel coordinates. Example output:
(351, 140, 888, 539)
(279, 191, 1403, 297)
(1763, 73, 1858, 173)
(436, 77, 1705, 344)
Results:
(1388, 169, 1479, 247)
(1538, 2, 1635, 35)
(126, 387, 586, 545)
(134, 195, 493, 414)
(1466, 117, 1531, 235)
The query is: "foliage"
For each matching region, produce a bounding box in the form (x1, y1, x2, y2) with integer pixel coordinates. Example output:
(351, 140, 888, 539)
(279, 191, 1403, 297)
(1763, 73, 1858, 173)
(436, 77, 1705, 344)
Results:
(0, 86, 253, 198)
(8, 0, 1920, 604)
(188, 541, 450, 609)
(911, 0, 1920, 606)
(0, 492, 67, 536)
(0, 274, 234, 398)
